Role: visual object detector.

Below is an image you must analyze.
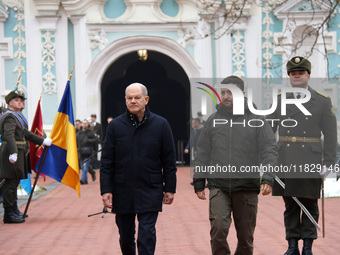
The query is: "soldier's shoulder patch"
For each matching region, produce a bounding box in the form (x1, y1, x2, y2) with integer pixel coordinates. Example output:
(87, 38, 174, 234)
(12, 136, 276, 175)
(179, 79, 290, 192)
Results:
(316, 90, 329, 98)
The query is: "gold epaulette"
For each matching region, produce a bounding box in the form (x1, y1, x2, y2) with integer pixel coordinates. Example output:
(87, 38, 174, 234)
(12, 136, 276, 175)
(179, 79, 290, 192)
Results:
(316, 91, 329, 98)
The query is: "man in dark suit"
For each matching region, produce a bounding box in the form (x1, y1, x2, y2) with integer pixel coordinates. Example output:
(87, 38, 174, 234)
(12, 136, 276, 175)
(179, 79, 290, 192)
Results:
(268, 56, 337, 255)
(100, 83, 177, 255)
(0, 90, 52, 224)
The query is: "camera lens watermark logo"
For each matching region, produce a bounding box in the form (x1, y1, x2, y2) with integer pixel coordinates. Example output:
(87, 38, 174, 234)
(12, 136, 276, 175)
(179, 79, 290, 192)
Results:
(196, 82, 222, 108)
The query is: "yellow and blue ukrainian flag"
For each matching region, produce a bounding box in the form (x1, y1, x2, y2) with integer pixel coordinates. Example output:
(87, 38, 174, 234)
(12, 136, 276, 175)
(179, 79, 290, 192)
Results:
(36, 80, 80, 197)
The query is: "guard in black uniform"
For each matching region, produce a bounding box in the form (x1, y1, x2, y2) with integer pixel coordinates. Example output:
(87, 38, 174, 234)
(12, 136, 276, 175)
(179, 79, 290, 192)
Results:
(268, 57, 337, 255)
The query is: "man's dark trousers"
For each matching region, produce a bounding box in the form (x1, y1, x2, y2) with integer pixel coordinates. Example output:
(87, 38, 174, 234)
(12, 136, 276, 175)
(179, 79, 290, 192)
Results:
(283, 196, 319, 240)
(2, 178, 19, 208)
(116, 211, 159, 255)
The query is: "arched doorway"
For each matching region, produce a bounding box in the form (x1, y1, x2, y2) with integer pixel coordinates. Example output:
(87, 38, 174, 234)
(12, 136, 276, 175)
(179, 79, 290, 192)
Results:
(101, 50, 190, 162)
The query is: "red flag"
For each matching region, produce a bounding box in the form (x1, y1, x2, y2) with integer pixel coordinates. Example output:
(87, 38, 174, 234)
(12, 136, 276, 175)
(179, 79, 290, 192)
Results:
(29, 99, 46, 180)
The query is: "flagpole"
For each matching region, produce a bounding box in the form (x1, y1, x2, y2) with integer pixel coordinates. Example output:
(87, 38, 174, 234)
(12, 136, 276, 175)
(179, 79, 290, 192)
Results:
(69, 66, 74, 81)
(15, 72, 21, 89)
(22, 147, 49, 218)
(322, 178, 325, 238)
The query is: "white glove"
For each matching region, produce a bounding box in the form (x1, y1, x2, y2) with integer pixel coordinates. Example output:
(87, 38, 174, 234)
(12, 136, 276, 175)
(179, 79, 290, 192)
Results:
(43, 138, 52, 146)
(320, 166, 331, 180)
(9, 153, 18, 163)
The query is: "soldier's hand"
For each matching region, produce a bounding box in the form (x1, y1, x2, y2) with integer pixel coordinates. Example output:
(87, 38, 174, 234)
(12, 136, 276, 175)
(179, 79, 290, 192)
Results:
(9, 153, 17, 163)
(43, 138, 52, 146)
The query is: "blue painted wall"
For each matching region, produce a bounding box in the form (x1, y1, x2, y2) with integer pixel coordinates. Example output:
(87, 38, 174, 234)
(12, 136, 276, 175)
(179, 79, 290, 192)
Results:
(161, 0, 179, 17)
(104, 0, 126, 19)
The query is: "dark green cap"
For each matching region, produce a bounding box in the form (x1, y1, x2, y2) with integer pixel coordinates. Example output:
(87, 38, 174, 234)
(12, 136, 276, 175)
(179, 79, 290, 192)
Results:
(286, 56, 311, 75)
(5, 90, 26, 104)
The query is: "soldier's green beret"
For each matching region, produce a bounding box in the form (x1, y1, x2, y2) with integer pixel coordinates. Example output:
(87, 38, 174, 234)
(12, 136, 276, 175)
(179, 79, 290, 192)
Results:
(286, 56, 311, 75)
(5, 90, 26, 104)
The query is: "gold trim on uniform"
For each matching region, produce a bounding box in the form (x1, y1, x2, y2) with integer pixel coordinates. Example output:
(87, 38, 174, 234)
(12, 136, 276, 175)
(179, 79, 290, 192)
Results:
(316, 90, 328, 98)
(279, 136, 321, 143)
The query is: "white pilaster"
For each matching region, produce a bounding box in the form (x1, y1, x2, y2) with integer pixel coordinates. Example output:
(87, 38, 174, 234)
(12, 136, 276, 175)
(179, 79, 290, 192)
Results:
(69, 15, 91, 120)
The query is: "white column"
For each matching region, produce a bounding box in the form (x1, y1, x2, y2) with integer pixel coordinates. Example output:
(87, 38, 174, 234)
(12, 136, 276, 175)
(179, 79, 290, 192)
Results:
(69, 15, 91, 120)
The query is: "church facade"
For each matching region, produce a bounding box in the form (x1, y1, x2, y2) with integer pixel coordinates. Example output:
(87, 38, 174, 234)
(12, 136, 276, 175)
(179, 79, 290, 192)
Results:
(0, 0, 339, 145)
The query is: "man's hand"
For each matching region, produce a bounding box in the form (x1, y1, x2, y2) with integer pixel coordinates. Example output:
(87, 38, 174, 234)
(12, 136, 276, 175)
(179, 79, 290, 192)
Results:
(9, 153, 17, 163)
(43, 138, 52, 146)
(163, 192, 174, 205)
(102, 193, 113, 209)
(184, 149, 189, 154)
(261, 183, 272, 196)
(196, 190, 206, 200)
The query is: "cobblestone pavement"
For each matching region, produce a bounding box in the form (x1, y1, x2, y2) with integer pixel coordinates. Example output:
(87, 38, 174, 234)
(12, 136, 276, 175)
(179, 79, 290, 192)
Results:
(0, 167, 339, 254)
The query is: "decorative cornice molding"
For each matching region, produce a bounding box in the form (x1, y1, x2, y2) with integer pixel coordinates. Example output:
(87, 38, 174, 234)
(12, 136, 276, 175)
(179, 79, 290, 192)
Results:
(62, 0, 202, 23)
(1, 0, 24, 12)
(274, 0, 335, 25)
(274, 30, 337, 55)
(62, 0, 106, 22)
(36, 15, 60, 31)
(104, 0, 173, 22)
(68, 14, 85, 25)
(224, 0, 254, 19)
(33, 0, 61, 16)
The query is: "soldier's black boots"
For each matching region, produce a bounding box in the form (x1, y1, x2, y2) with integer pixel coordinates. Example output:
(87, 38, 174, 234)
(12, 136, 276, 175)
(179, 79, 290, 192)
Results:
(302, 239, 313, 255)
(284, 238, 300, 255)
(14, 201, 28, 218)
(3, 206, 25, 224)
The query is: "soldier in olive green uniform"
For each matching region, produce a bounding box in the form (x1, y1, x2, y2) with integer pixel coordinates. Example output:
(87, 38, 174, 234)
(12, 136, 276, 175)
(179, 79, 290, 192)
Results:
(0, 90, 52, 224)
(268, 57, 337, 255)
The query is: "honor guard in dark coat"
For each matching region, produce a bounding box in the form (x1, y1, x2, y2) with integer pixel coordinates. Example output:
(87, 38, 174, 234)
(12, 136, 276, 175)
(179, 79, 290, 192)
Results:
(0, 90, 52, 224)
(268, 57, 337, 255)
